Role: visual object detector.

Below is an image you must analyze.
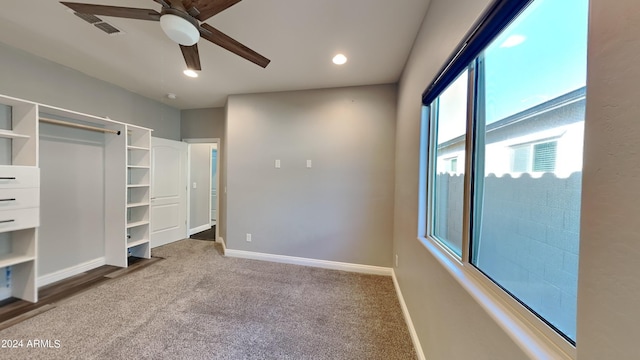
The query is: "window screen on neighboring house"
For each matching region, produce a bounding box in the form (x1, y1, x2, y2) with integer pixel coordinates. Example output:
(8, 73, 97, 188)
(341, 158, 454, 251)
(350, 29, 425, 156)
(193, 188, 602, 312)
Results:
(511, 141, 557, 173)
(533, 141, 557, 172)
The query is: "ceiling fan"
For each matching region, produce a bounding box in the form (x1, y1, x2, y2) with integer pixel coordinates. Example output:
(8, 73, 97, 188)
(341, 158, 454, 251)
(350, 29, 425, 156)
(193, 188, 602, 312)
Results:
(60, 0, 271, 71)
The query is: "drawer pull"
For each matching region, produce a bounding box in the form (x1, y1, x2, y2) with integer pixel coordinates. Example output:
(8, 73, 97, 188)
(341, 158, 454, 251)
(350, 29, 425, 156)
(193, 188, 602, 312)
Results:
(0, 219, 15, 224)
(0, 177, 17, 180)
(0, 198, 16, 202)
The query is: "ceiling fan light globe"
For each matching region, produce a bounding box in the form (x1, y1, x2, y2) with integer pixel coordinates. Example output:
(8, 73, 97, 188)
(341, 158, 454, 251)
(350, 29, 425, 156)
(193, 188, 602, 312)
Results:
(160, 14, 199, 46)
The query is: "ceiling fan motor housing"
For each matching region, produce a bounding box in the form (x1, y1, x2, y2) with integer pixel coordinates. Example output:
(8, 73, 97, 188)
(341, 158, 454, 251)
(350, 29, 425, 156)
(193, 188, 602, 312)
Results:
(159, 8, 200, 46)
(59, 1, 270, 68)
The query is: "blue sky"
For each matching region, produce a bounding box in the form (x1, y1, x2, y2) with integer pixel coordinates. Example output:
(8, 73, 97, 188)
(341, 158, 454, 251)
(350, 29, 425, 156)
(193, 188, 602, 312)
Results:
(437, 0, 589, 143)
(484, 0, 589, 123)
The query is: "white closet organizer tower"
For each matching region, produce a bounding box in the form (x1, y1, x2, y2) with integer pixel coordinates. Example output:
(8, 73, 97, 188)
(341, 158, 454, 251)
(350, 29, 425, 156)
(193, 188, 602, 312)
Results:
(0, 95, 39, 303)
(124, 126, 151, 262)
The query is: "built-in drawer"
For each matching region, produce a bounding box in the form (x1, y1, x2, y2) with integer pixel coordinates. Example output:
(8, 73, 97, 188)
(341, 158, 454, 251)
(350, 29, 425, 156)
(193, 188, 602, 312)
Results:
(0, 166, 39, 189)
(0, 188, 39, 211)
(0, 208, 39, 233)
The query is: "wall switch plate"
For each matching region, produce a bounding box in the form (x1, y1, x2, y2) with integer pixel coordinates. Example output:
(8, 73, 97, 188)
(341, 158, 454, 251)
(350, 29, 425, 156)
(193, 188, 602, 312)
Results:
(192, 182, 197, 189)
(395, 254, 399, 267)
(275, 159, 281, 168)
(246, 233, 252, 242)
(306, 160, 312, 168)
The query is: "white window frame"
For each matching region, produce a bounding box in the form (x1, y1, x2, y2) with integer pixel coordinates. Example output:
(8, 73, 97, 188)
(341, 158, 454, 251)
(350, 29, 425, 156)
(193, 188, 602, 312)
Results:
(421, 62, 576, 359)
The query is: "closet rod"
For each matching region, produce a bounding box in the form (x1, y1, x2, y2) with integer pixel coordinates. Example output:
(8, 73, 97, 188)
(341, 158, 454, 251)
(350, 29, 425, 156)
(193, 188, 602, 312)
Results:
(39, 117, 121, 135)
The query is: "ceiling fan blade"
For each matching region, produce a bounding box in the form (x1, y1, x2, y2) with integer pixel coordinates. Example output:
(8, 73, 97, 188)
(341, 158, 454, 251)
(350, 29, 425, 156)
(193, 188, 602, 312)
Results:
(180, 44, 202, 70)
(152, 0, 171, 8)
(167, 0, 187, 11)
(200, 23, 270, 68)
(60, 2, 161, 21)
(189, 0, 242, 21)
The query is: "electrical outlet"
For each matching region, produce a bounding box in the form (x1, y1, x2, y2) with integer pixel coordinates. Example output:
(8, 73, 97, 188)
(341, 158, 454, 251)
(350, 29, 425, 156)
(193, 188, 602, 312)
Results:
(306, 159, 312, 168)
(192, 182, 197, 189)
(246, 233, 252, 242)
(395, 254, 399, 267)
(275, 159, 281, 168)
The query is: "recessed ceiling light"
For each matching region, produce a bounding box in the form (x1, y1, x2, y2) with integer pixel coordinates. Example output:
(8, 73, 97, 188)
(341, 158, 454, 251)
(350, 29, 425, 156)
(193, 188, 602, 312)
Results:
(332, 54, 347, 65)
(183, 69, 198, 78)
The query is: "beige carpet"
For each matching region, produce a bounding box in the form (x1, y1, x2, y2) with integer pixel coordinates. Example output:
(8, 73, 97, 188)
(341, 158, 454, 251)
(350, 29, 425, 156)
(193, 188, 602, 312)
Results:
(0, 239, 416, 359)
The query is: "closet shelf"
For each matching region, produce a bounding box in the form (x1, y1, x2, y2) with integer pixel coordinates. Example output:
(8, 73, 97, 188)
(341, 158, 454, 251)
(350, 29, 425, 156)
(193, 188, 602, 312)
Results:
(127, 145, 149, 151)
(0, 129, 30, 139)
(127, 239, 149, 249)
(126, 202, 150, 208)
(126, 220, 149, 229)
(127, 184, 150, 188)
(127, 165, 150, 169)
(0, 253, 35, 268)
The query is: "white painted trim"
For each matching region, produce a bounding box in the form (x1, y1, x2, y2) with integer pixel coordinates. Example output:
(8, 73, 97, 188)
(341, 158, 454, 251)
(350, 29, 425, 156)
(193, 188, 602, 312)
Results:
(212, 141, 220, 241)
(224, 249, 392, 276)
(186, 144, 192, 234)
(182, 138, 219, 143)
(189, 224, 211, 236)
(38, 257, 106, 287)
(219, 236, 226, 255)
(392, 269, 426, 360)
(417, 235, 574, 359)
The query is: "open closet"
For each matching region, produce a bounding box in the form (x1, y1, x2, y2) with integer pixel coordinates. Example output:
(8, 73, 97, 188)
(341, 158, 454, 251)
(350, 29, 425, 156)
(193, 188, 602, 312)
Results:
(0, 94, 153, 303)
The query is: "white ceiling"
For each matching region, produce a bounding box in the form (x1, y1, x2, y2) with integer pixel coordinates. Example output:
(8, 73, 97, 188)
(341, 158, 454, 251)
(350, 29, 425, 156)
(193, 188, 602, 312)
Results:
(0, 0, 430, 109)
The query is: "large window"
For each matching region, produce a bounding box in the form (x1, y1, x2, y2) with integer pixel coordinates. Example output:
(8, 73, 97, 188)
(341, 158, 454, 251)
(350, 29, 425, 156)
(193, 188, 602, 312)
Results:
(424, 0, 588, 344)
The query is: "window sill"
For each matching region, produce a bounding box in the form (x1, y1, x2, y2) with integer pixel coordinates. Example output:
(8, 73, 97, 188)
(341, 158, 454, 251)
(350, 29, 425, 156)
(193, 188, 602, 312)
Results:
(416, 235, 575, 360)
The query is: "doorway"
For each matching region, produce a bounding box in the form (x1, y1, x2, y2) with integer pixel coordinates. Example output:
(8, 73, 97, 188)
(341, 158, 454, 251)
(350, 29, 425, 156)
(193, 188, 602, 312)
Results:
(185, 138, 220, 241)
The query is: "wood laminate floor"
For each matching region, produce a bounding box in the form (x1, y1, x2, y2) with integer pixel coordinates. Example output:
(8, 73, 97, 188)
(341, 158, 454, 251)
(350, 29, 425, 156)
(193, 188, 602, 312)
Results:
(190, 225, 216, 241)
(0, 256, 162, 331)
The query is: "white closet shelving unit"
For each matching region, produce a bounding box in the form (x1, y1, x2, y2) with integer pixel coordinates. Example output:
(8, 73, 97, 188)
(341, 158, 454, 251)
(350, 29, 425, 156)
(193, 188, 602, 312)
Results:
(0, 95, 39, 303)
(0, 94, 153, 304)
(125, 125, 151, 260)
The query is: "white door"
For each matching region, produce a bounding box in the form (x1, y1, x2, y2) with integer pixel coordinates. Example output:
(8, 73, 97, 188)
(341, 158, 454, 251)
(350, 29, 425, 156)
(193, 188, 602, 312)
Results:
(150, 137, 188, 248)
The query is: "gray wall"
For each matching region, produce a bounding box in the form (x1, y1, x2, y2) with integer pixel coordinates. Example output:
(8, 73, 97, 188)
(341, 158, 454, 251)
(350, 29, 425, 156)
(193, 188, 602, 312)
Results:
(226, 85, 396, 267)
(395, 0, 640, 358)
(181, 108, 226, 139)
(189, 143, 212, 232)
(0, 42, 180, 140)
(39, 123, 105, 275)
(181, 107, 227, 242)
(393, 0, 529, 358)
(0, 105, 10, 165)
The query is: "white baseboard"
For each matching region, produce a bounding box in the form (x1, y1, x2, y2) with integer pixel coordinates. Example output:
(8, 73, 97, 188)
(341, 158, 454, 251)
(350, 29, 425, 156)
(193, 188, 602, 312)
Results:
(219, 237, 226, 255)
(38, 257, 106, 287)
(392, 269, 426, 360)
(188, 224, 211, 236)
(224, 249, 392, 276)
